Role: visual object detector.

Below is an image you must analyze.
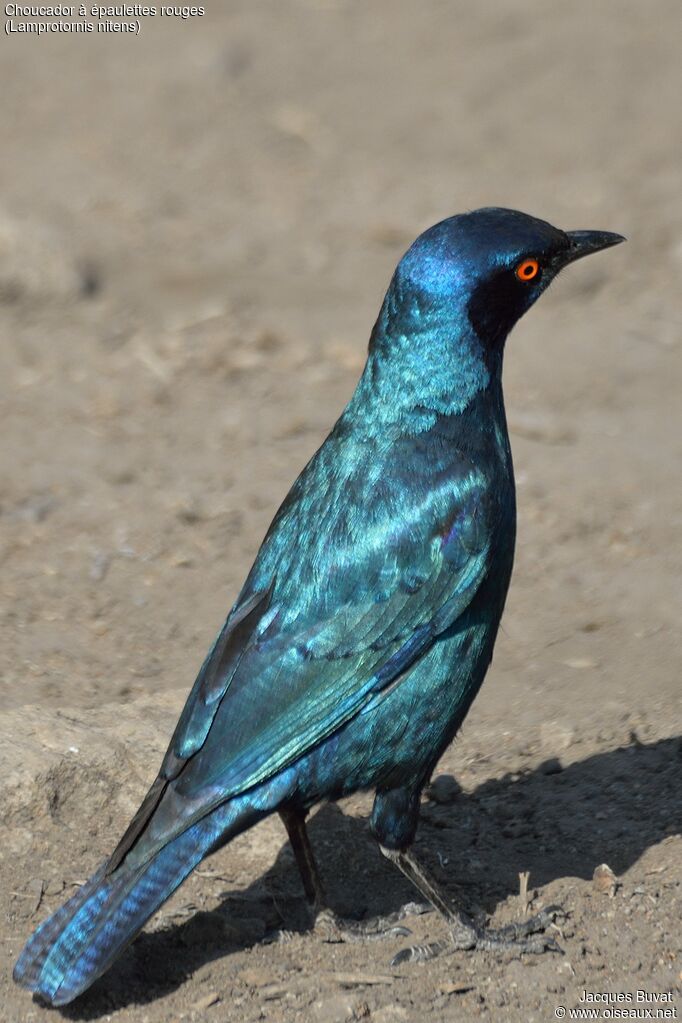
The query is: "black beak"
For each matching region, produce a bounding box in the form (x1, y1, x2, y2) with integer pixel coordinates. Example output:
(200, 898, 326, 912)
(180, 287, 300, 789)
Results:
(563, 229, 626, 266)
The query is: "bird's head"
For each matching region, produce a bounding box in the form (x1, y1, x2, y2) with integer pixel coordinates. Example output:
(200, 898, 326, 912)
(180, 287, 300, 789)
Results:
(393, 206, 624, 350)
(364, 207, 624, 424)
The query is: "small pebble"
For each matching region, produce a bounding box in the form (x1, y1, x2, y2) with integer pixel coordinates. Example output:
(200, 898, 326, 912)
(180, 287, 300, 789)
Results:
(438, 981, 475, 995)
(426, 774, 461, 804)
(592, 863, 618, 897)
(311, 993, 361, 1022)
(563, 657, 598, 670)
(237, 967, 273, 987)
(192, 991, 220, 1011)
(259, 983, 288, 1001)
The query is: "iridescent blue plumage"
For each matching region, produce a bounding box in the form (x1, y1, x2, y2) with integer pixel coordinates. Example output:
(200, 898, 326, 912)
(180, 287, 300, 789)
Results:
(14, 208, 623, 1005)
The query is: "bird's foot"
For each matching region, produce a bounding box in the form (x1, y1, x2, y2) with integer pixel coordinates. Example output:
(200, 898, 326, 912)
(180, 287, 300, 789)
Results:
(315, 901, 431, 944)
(391, 905, 565, 965)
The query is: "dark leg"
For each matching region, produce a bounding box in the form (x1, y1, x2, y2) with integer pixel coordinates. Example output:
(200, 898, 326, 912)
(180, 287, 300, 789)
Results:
(279, 807, 326, 908)
(382, 846, 563, 965)
(370, 785, 561, 964)
(278, 807, 426, 942)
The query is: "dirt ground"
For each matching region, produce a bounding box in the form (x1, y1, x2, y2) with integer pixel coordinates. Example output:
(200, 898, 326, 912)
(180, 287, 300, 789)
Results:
(1, 3, 681, 1021)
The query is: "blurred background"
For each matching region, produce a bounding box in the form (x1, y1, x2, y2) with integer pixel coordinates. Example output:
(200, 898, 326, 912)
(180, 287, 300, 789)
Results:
(2, 3, 681, 1019)
(1, 0, 679, 724)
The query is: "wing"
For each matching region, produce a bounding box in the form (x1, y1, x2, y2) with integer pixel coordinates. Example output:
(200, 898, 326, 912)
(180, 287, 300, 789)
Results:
(108, 424, 505, 871)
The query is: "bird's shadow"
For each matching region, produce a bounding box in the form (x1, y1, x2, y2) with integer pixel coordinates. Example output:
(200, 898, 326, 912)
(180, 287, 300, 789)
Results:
(57, 735, 680, 1018)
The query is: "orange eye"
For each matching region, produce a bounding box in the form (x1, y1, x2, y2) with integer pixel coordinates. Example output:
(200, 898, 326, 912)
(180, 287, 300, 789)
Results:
(515, 258, 540, 282)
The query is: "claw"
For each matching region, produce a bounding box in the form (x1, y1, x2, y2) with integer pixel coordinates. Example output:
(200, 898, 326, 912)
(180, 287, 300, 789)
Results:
(314, 906, 414, 944)
(392, 905, 566, 965)
(391, 939, 450, 966)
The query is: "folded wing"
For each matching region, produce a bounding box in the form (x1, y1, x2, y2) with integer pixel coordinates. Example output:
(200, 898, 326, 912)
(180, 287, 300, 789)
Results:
(108, 431, 499, 871)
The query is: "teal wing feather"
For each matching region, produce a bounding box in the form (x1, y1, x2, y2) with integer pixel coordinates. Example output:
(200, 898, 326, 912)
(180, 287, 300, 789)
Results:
(109, 428, 501, 869)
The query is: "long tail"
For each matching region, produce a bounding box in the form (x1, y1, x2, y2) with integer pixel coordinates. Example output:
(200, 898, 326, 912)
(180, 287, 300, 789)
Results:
(13, 776, 290, 1007)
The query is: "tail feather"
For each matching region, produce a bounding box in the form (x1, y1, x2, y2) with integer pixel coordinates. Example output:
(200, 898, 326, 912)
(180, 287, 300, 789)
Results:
(13, 780, 288, 1007)
(13, 864, 109, 994)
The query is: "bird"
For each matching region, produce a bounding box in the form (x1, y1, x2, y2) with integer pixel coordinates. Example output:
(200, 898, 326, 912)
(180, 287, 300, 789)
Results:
(14, 207, 624, 1006)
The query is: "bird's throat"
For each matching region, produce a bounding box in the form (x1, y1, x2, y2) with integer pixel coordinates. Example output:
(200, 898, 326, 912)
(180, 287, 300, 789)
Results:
(353, 320, 497, 434)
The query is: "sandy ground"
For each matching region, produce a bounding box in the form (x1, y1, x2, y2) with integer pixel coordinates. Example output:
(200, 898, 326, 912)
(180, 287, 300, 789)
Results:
(1, 2, 681, 1021)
